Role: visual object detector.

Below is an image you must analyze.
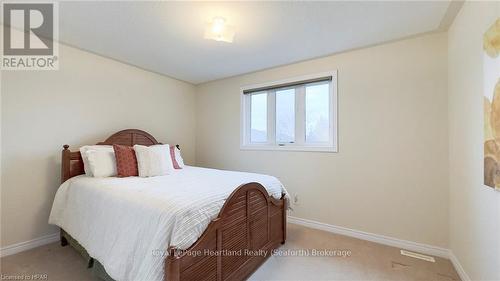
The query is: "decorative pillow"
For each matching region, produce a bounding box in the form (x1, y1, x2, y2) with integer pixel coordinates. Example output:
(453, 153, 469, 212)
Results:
(113, 144, 138, 177)
(134, 144, 174, 177)
(85, 149, 117, 177)
(80, 145, 113, 176)
(170, 145, 185, 169)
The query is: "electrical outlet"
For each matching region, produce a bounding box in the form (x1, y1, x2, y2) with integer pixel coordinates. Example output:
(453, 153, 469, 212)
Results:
(293, 193, 299, 205)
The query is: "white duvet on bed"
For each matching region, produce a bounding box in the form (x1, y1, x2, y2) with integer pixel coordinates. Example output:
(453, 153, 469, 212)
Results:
(49, 166, 288, 281)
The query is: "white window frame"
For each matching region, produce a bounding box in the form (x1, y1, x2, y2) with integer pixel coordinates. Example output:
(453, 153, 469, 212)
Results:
(240, 71, 338, 152)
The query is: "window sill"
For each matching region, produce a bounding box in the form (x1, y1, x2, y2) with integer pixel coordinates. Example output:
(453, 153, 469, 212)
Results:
(240, 145, 337, 153)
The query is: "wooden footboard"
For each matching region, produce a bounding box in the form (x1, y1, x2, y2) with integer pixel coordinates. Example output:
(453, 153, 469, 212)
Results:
(166, 182, 287, 281)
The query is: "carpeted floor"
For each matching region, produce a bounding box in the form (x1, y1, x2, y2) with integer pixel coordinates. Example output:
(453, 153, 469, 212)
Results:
(1, 224, 460, 281)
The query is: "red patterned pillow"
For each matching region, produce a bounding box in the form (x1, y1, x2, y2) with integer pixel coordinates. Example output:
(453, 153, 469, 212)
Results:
(113, 144, 138, 177)
(170, 145, 181, 169)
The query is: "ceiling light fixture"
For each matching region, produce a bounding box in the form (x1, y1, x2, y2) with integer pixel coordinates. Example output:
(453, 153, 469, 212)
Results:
(204, 17, 235, 43)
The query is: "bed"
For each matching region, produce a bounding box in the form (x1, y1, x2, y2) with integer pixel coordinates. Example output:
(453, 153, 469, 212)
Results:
(49, 129, 288, 281)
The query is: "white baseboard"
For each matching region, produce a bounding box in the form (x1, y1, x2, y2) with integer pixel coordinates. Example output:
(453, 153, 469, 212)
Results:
(0, 232, 59, 258)
(288, 216, 450, 258)
(449, 251, 471, 281)
(0, 219, 471, 281)
(288, 216, 474, 280)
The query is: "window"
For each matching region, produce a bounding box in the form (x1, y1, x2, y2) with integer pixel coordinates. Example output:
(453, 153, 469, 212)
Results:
(241, 71, 337, 152)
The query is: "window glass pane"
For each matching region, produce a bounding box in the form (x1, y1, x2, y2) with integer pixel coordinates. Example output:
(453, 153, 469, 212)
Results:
(306, 83, 330, 142)
(276, 89, 295, 143)
(250, 93, 267, 142)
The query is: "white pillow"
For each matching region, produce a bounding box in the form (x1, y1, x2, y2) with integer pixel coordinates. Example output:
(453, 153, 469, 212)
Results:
(80, 145, 113, 176)
(85, 149, 117, 178)
(174, 147, 185, 168)
(134, 144, 174, 177)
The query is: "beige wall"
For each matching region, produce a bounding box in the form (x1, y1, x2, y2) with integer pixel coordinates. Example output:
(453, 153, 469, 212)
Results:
(196, 33, 449, 247)
(448, 2, 500, 280)
(0, 44, 196, 247)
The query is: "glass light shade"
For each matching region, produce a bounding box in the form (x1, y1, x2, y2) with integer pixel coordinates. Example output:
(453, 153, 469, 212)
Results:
(204, 17, 235, 43)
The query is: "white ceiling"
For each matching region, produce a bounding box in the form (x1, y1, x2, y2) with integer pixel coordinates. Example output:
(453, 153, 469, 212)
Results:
(58, 1, 456, 84)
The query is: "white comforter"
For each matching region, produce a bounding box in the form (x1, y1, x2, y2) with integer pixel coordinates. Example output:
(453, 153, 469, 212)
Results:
(49, 166, 288, 281)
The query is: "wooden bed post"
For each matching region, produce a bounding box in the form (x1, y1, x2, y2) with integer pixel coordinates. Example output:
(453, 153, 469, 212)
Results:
(282, 193, 287, 244)
(60, 145, 70, 247)
(61, 145, 71, 184)
(166, 247, 181, 281)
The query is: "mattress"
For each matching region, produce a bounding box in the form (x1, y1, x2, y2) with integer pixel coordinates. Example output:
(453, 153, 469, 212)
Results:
(49, 166, 288, 281)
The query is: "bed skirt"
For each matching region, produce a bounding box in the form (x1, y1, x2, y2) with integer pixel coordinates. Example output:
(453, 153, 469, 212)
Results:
(61, 230, 115, 281)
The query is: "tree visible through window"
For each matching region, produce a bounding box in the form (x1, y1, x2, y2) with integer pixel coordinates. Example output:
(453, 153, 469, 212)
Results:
(306, 83, 330, 143)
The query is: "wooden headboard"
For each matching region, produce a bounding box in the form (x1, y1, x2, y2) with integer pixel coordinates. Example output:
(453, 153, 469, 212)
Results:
(61, 129, 174, 183)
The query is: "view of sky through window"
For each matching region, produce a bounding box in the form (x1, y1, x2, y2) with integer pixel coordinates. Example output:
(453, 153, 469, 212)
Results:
(276, 89, 295, 143)
(306, 83, 330, 142)
(250, 93, 267, 142)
